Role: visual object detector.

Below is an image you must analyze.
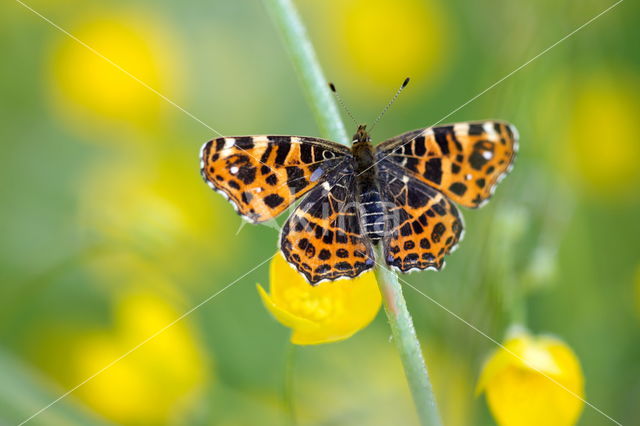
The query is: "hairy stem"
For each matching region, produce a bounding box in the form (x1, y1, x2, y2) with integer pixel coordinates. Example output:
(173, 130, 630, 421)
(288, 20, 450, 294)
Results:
(264, 0, 442, 424)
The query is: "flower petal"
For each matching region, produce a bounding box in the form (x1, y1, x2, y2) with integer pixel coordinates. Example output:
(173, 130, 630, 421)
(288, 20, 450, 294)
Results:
(477, 328, 585, 426)
(257, 254, 381, 345)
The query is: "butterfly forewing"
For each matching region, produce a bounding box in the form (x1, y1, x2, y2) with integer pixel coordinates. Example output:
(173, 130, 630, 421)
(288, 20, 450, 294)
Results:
(200, 135, 350, 222)
(280, 166, 375, 284)
(379, 163, 464, 272)
(376, 121, 518, 208)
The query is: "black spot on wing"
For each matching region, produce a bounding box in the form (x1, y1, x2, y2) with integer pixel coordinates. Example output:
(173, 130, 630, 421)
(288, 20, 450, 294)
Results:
(318, 249, 331, 260)
(469, 151, 488, 171)
(431, 222, 446, 242)
(414, 136, 426, 156)
(434, 127, 451, 155)
(234, 137, 254, 149)
(467, 124, 484, 135)
(260, 143, 273, 163)
(469, 140, 494, 170)
(236, 165, 256, 184)
(407, 185, 428, 208)
(423, 158, 443, 185)
(420, 238, 430, 249)
(336, 248, 349, 258)
(266, 174, 278, 185)
(264, 193, 285, 208)
(449, 182, 467, 196)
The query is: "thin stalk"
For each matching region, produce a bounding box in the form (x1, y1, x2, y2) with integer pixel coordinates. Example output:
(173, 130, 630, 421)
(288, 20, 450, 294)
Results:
(374, 246, 442, 426)
(263, 0, 348, 143)
(264, 0, 442, 424)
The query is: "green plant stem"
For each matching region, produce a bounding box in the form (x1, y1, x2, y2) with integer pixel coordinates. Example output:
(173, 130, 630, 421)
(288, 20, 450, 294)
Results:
(374, 246, 442, 426)
(265, 0, 442, 424)
(263, 0, 348, 143)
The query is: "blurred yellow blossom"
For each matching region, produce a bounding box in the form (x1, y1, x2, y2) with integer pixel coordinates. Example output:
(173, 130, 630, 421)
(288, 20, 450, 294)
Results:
(78, 154, 241, 274)
(257, 253, 381, 345)
(567, 72, 640, 197)
(311, 0, 450, 93)
(477, 328, 585, 426)
(71, 290, 208, 424)
(48, 10, 183, 135)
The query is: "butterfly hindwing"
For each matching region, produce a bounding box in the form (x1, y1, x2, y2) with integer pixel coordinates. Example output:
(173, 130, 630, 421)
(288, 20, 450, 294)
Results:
(379, 163, 464, 272)
(200, 136, 350, 222)
(376, 121, 518, 208)
(280, 166, 375, 284)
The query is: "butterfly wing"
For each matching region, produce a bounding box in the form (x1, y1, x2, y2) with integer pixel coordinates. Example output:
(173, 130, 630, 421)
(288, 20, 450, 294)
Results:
(280, 164, 375, 284)
(200, 135, 350, 222)
(376, 121, 518, 208)
(379, 162, 464, 272)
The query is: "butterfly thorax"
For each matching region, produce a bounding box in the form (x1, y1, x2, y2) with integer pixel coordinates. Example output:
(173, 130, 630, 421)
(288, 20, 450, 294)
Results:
(351, 125, 385, 244)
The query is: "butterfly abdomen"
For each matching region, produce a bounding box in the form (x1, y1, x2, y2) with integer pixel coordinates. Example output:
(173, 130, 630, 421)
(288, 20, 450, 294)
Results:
(352, 139, 385, 244)
(358, 188, 385, 244)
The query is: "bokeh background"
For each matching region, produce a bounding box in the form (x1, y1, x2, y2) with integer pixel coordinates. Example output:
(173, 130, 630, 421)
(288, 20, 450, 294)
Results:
(1, 0, 639, 424)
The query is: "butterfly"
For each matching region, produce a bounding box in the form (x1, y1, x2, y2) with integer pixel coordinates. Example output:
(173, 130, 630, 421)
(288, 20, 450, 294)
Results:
(200, 121, 518, 284)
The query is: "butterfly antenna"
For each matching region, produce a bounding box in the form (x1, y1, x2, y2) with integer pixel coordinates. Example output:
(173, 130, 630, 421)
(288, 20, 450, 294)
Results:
(328, 82, 359, 127)
(369, 77, 410, 132)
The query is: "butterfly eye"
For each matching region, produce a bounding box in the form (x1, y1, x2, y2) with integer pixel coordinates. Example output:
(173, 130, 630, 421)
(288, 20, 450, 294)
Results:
(322, 151, 335, 159)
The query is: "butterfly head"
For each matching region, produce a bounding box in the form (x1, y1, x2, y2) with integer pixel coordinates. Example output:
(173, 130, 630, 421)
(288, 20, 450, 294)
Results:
(352, 124, 371, 145)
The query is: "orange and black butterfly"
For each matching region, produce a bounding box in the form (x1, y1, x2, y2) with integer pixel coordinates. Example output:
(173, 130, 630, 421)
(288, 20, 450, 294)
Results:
(200, 117, 518, 284)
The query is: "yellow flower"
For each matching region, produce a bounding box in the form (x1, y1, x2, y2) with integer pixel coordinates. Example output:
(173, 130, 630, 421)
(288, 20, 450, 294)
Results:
(565, 72, 640, 197)
(78, 154, 241, 273)
(257, 253, 381, 345)
(48, 10, 183, 136)
(304, 0, 450, 94)
(477, 328, 585, 426)
(72, 290, 208, 425)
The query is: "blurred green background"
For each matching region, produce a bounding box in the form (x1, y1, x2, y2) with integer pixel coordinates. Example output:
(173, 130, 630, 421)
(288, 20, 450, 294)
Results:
(1, 0, 639, 424)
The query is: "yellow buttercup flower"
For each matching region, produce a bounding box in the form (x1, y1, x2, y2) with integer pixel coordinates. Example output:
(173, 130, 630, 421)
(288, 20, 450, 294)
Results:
(310, 0, 450, 93)
(257, 253, 381, 345)
(477, 328, 585, 426)
(78, 155, 240, 271)
(567, 73, 640, 197)
(48, 10, 183, 135)
(72, 290, 208, 425)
